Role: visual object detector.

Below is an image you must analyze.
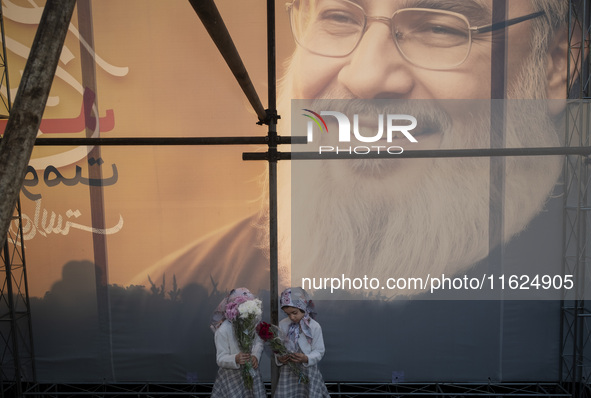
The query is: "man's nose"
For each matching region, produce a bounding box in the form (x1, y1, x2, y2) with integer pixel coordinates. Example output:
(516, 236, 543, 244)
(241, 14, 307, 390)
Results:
(337, 23, 414, 99)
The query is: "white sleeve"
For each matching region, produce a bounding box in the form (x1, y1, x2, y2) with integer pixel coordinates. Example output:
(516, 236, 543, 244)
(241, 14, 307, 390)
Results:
(304, 321, 325, 367)
(214, 323, 240, 370)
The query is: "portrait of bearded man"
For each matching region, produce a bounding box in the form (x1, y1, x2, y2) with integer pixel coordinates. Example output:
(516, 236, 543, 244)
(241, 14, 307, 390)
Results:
(132, 0, 576, 299)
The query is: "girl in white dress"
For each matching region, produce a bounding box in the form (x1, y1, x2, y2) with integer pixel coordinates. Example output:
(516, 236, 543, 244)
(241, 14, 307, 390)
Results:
(210, 287, 266, 398)
(274, 287, 329, 398)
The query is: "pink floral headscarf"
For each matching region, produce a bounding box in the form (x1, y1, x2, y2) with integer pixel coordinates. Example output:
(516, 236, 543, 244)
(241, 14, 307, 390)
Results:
(280, 287, 316, 351)
(210, 287, 256, 332)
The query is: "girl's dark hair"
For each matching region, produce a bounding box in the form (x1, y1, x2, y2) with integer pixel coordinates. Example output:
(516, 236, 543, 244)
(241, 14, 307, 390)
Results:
(283, 305, 305, 314)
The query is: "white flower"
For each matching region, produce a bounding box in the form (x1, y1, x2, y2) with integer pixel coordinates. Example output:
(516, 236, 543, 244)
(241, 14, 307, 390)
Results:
(238, 299, 262, 319)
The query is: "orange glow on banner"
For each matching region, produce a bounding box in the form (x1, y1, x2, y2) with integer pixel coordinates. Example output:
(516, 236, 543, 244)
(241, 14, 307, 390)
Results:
(1, 0, 575, 385)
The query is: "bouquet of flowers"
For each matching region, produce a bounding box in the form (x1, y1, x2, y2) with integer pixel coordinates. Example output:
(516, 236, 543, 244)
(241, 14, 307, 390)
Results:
(256, 321, 309, 384)
(226, 297, 263, 390)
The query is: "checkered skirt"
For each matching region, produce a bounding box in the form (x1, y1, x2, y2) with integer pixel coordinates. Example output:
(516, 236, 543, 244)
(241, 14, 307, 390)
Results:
(274, 363, 329, 398)
(211, 367, 267, 398)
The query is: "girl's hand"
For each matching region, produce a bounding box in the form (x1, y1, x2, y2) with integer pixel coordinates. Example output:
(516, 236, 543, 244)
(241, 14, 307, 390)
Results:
(235, 353, 251, 365)
(277, 354, 290, 364)
(290, 353, 308, 363)
(251, 356, 259, 369)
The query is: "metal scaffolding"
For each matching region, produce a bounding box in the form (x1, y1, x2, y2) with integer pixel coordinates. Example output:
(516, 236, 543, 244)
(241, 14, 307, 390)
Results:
(561, 1, 591, 398)
(0, 2, 36, 397)
(17, 381, 575, 398)
(1, 0, 591, 397)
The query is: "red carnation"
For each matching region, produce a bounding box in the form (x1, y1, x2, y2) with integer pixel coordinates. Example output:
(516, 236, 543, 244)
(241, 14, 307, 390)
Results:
(256, 321, 274, 341)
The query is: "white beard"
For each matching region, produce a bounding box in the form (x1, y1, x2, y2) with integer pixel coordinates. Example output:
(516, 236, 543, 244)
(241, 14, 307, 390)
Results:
(271, 50, 563, 296)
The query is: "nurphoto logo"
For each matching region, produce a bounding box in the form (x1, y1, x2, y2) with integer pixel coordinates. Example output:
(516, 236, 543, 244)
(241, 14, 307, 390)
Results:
(302, 109, 418, 155)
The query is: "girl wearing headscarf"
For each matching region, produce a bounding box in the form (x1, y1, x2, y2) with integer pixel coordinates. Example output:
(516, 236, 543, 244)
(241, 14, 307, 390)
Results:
(275, 287, 330, 397)
(210, 287, 266, 398)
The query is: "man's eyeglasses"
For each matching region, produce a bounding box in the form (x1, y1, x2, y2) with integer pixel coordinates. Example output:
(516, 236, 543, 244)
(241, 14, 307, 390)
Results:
(286, 0, 545, 70)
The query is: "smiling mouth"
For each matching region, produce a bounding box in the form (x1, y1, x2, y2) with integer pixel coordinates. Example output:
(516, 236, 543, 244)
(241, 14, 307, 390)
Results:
(352, 122, 441, 146)
(310, 98, 451, 148)
(383, 125, 439, 142)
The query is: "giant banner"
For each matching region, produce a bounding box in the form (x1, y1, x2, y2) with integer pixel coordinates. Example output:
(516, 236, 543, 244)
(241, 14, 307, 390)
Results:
(2, 0, 578, 384)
